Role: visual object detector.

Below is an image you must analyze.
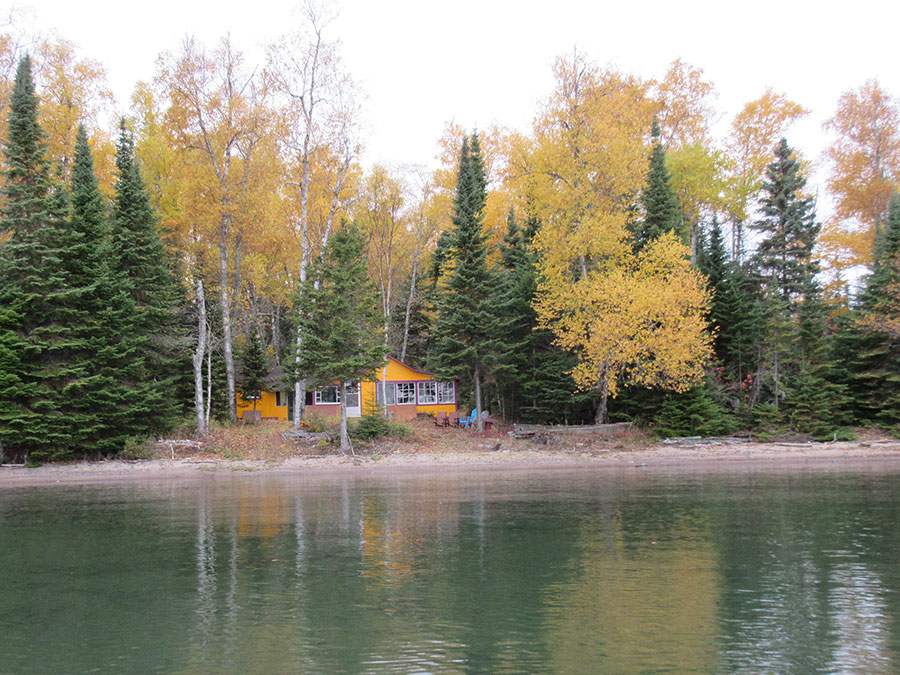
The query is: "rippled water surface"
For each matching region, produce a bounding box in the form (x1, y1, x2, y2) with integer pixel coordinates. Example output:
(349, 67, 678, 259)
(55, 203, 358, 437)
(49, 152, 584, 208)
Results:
(2, 466, 900, 673)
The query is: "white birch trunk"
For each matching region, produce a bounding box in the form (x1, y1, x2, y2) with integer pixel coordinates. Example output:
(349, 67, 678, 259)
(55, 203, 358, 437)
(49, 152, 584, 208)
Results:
(192, 276, 208, 435)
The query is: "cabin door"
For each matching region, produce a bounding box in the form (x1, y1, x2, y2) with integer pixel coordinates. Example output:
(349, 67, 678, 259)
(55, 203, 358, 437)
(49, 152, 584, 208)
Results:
(345, 382, 361, 418)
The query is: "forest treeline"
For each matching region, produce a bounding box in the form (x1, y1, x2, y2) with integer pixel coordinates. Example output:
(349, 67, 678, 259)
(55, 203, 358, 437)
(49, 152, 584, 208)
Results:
(1, 10, 899, 461)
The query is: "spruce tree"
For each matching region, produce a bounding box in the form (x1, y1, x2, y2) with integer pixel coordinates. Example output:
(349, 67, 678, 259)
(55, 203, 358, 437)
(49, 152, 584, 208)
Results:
(110, 120, 181, 434)
(64, 125, 150, 454)
(632, 119, 682, 251)
(745, 139, 844, 434)
(239, 328, 268, 413)
(431, 134, 500, 431)
(750, 138, 820, 304)
(0, 56, 82, 461)
(296, 223, 384, 452)
(845, 193, 900, 426)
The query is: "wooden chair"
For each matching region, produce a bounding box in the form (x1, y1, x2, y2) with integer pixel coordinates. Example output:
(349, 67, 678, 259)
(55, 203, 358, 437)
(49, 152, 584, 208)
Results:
(447, 412, 459, 427)
(433, 411, 447, 426)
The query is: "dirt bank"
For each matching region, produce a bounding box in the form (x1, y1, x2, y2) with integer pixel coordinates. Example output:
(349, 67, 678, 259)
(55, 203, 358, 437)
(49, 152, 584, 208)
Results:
(3, 418, 899, 486)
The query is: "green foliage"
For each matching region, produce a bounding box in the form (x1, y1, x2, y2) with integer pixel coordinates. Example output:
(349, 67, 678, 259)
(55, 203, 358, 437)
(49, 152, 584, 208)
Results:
(296, 223, 384, 387)
(110, 120, 182, 436)
(239, 328, 268, 409)
(431, 134, 501, 421)
(812, 427, 857, 442)
(351, 410, 411, 441)
(844, 193, 900, 426)
(120, 436, 155, 460)
(750, 138, 820, 304)
(0, 56, 85, 461)
(632, 120, 683, 250)
(295, 222, 384, 450)
(651, 382, 736, 438)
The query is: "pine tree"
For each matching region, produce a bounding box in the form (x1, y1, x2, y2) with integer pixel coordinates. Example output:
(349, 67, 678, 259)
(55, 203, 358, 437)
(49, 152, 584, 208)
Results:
(632, 119, 682, 251)
(0, 56, 83, 462)
(239, 328, 268, 413)
(110, 120, 181, 435)
(431, 133, 500, 430)
(296, 223, 384, 452)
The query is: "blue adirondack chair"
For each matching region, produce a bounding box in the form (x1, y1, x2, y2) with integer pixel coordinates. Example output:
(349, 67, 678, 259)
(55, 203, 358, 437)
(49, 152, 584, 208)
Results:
(459, 408, 478, 429)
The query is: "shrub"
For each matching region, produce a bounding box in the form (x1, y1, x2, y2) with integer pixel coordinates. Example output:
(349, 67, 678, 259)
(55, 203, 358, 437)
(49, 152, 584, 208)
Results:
(120, 436, 155, 460)
(812, 427, 857, 442)
(352, 412, 412, 441)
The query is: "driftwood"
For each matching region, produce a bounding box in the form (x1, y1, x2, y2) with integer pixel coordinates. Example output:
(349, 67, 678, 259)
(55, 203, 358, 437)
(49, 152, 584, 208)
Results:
(511, 422, 633, 440)
(282, 430, 332, 443)
(662, 436, 751, 446)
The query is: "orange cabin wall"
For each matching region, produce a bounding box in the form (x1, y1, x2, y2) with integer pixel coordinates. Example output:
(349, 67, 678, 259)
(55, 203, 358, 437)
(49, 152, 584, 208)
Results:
(236, 357, 456, 421)
(236, 390, 289, 421)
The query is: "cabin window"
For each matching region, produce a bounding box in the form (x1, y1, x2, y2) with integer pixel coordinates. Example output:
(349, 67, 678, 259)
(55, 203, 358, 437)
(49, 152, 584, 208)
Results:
(314, 386, 341, 404)
(375, 382, 396, 406)
(438, 382, 455, 404)
(417, 381, 437, 405)
(276, 391, 283, 407)
(396, 382, 416, 405)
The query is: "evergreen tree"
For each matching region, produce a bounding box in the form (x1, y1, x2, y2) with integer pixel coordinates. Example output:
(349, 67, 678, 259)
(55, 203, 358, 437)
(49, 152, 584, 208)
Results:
(492, 208, 587, 423)
(0, 56, 82, 462)
(239, 328, 268, 413)
(431, 133, 500, 430)
(632, 119, 682, 251)
(65, 124, 150, 455)
(697, 219, 765, 419)
(296, 223, 384, 452)
(493, 208, 533, 420)
(110, 120, 181, 435)
(844, 193, 900, 426)
(750, 138, 820, 304)
(747, 139, 842, 434)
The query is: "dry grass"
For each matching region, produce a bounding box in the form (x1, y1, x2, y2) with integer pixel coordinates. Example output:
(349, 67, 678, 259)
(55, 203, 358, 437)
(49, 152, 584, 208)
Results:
(153, 416, 658, 461)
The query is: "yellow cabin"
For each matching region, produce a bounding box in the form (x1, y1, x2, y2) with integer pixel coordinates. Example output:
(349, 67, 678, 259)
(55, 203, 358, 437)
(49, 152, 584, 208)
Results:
(236, 356, 458, 421)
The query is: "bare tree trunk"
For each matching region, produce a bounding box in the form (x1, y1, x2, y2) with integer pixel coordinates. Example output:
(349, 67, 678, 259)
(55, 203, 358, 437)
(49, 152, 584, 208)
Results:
(474, 364, 484, 432)
(192, 277, 208, 435)
(339, 381, 352, 454)
(219, 228, 237, 422)
(594, 372, 610, 424)
(205, 333, 212, 428)
(400, 256, 418, 363)
(690, 221, 698, 266)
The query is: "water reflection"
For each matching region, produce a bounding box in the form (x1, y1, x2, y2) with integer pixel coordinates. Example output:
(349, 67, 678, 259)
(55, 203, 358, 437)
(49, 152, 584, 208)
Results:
(1, 469, 900, 672)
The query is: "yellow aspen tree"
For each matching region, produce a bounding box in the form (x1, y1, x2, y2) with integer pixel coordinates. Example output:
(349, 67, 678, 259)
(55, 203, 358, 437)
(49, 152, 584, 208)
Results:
(35, 38, 116, 187)
(821, 80, 900, 275)
(653, 60, 726, 262)
(528, 53, 710, 423)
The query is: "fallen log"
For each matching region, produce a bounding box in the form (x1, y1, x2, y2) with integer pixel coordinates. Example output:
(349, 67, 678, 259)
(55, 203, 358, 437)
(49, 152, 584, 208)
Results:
(511, 422, 633, 440)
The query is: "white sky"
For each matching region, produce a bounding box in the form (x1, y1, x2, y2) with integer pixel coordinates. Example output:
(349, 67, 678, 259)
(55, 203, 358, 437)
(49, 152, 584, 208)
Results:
(9, 0, 900, 190)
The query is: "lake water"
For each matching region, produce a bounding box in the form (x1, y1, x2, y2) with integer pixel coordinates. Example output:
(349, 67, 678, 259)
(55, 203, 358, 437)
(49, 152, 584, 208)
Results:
(2, 465, 900, 673)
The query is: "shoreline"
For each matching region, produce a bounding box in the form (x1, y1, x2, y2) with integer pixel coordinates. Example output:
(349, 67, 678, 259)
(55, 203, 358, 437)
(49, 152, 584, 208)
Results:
(3, 440, 900, 486)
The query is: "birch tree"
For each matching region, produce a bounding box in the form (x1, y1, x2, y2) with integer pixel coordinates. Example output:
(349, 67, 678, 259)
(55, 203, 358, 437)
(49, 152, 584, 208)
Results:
(158, 36, 270, 422)
(270, 1, 360, 429)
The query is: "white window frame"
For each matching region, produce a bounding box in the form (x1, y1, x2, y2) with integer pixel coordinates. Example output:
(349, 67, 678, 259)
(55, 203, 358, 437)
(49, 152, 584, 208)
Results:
(395, 382, 416, 405)
(314, 386, 341, 404)
(417, 381, 437, 405)
(438, 381, 455, 404)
